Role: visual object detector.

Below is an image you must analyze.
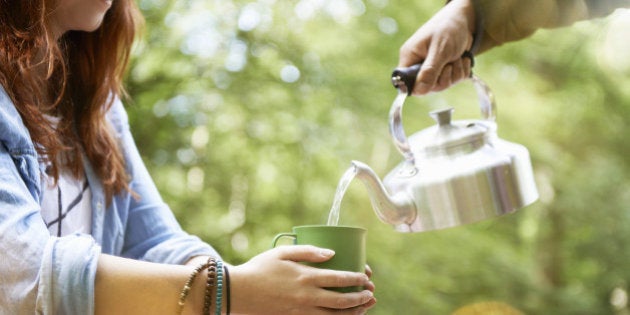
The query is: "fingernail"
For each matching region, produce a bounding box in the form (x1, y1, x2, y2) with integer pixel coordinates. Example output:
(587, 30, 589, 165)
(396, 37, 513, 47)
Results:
(363, 291, 374, 304)
(320, 249, 335, 257)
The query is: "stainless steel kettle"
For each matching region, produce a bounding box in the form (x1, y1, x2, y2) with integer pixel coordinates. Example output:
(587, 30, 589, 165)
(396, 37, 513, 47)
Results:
(353, 66, 539, 232)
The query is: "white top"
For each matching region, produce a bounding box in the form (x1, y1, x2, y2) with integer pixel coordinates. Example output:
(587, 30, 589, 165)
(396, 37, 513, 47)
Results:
(40, 168, 92, 237)
(38, 115, 92, 236)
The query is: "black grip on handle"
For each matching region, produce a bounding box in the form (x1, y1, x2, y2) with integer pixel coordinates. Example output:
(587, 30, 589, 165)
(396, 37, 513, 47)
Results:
(391, 63, 421, 96)
(391, 50, 475, 96)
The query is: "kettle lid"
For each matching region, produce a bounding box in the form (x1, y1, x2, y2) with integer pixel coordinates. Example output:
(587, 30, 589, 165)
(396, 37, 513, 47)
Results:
(409, 107, 493, 157)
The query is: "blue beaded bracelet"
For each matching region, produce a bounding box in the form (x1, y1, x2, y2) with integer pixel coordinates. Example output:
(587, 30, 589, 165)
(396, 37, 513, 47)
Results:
(215, 259, 224, 315)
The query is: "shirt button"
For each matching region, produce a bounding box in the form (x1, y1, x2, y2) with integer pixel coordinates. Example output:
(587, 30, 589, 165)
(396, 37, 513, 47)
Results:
(96, 201, 103, 211)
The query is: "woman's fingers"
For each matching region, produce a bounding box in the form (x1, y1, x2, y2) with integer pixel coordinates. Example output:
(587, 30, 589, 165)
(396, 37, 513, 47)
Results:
(312, 289, 375, 310)
(364, 264, 372, 278)
(304, 269, 369, 289)
(274, 245, 336, 263)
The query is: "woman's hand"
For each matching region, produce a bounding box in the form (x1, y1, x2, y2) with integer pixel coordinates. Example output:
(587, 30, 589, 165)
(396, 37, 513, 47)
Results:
(398, 0, 476, 95)
(229, 245, 376, 315)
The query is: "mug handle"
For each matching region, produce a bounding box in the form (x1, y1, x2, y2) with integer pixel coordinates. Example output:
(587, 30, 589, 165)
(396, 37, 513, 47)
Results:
(271, 233, 297, 248)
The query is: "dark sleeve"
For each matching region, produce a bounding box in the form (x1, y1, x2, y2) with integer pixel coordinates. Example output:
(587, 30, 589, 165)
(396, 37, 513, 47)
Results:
(474, 0, 630, 52)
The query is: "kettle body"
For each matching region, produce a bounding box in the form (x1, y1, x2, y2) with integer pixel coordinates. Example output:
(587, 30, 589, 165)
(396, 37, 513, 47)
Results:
(383, 127, 538, 232)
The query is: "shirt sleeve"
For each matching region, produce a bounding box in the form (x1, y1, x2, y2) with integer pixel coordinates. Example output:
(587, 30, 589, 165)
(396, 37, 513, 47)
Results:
(474, 0, 630, 52)
(105, 98, 221, 264)
(0, 147, 100, 315)
(0, 89, 100, 314)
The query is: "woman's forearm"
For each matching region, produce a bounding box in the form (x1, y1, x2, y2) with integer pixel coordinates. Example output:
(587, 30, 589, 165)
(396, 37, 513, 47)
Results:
(95, 246, 374, 315)
(94, 254, 216, 315)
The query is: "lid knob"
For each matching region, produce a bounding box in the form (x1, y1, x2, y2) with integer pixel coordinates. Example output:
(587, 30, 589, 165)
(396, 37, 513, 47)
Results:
(429, 107, 454, 126)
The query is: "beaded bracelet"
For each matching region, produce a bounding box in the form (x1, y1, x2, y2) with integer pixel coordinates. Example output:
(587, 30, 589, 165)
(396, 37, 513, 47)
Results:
(215, 260, 224, 315)
(177, 260, 212, 315)
(203, 258, 218, 315)
(224, 264, 231, 315)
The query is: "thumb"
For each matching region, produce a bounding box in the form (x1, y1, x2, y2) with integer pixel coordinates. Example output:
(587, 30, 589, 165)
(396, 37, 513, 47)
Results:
(275, 245, 335, 263)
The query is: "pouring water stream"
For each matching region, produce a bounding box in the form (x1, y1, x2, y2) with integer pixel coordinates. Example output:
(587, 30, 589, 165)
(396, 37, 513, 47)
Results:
(326, 165, 358, 226)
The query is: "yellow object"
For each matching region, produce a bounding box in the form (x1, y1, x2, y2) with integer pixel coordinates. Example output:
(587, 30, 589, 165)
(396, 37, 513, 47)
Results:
(451, 301, 525, 315)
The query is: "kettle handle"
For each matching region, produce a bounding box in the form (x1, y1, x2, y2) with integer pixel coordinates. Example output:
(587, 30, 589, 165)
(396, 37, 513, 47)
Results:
(389, 65, 496, 164)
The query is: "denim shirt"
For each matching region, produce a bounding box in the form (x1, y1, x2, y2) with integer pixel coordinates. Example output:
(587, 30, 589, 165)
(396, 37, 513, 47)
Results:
(0, 87, 219, 314)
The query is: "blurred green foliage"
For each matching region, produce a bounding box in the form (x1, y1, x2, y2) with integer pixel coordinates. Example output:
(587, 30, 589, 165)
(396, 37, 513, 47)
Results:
(125, 0, 630, 314)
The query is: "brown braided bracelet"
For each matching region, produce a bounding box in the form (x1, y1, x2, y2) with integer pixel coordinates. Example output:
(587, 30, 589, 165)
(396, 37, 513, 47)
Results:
(177, 260, 212, 315)
(203, 258, 218, 315)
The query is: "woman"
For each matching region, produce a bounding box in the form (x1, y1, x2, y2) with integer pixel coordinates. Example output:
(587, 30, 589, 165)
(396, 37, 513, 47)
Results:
(0, 0, 376, 314)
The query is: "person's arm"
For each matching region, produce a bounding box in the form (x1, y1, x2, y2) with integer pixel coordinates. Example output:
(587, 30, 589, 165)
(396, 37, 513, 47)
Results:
(398, 0, 476, 94)
(94, 254, 194, 315)
(477, 0, 630, 52)
(399, 0, 630, 95)
(95, 246, 375, 315)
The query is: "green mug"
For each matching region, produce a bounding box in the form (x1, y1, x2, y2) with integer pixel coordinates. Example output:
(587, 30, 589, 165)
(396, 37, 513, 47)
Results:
(272, 225, 367, 292)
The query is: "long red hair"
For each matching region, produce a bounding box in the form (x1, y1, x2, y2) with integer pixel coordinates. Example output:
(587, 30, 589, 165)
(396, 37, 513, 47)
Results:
(0, 0, 143, 203)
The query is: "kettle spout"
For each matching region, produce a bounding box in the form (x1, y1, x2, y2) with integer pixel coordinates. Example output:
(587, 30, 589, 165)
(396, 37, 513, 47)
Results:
(351, 160, 416, 226)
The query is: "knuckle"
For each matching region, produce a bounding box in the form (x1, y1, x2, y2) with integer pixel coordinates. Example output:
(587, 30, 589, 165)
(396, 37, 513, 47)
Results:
(333, 295, 348, 309)
(336, 273, 351, 287)
(418, 68, 438, 85)
(398, 45, 409, 57)
(421, 65, 438, 77)
(296, 291, 316, 306)
(296, 272, 314, 286)
(399, 42, 418, 59)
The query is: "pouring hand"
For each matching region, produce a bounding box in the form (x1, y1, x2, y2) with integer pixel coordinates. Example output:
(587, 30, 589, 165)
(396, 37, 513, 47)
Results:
(228, 245, 376, 315)
(398, 0, 475, 95)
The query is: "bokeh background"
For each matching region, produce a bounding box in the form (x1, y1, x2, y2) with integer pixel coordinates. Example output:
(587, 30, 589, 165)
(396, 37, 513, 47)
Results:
(124, 1, 630, 314)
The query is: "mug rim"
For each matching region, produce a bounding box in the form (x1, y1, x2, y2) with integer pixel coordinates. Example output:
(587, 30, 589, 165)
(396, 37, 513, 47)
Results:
(292, 225, 366, 232)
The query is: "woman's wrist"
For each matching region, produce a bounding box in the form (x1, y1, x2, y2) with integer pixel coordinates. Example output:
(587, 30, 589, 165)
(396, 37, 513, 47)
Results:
(180, 259, 230, 315)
